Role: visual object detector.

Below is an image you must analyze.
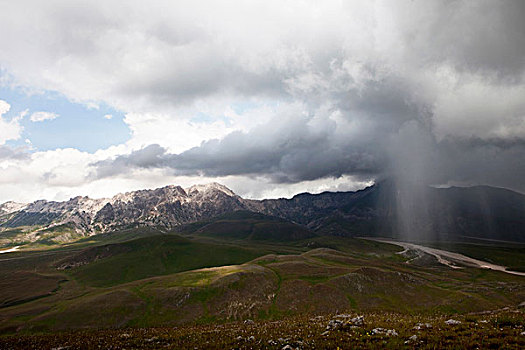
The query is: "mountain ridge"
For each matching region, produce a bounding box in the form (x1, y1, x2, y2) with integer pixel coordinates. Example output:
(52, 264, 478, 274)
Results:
(1, 181, 525, 245)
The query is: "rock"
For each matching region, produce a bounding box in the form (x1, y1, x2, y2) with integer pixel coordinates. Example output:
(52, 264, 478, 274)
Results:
(413, 322, 432, 330)
(282, 345, 295, 350)
(326, 315, 365, 331)
(248, 336, 255, 342)
(406, 335, 418, 344)
(371, 328, 385, 335)
(244, 319, 254, 325)
(321, 331, 330, 336)
(334, 314, 353, 319)
(445, 319, 461, 325)
(326, 319, 342, 330)
(350, 316, 365, 326)
(520, 331, 525, 336)
(371, 328, 398, 336)
(387, 329, 398, 337)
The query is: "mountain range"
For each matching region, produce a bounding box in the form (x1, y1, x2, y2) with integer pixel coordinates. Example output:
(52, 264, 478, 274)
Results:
(2, 180, 524, 247)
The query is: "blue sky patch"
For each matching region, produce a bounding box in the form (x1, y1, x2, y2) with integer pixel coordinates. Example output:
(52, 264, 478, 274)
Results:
(1, 86, 130, 152)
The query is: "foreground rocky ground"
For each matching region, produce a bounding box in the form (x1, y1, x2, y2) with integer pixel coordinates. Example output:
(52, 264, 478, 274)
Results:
(1, 309, 524, 349)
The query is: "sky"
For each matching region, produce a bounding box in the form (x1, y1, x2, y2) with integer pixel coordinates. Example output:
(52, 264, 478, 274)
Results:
(0, 0, 524, 203)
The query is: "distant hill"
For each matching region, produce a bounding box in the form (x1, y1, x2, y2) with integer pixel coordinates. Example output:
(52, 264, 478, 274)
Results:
(179, 211, 317, 242)
(248, 181, 525, 242)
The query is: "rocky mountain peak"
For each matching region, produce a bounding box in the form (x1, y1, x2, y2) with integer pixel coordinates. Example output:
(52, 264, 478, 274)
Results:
(0, 201, 28, 215)
(108, 185, 188, 205)
(185, 183, 237, 197)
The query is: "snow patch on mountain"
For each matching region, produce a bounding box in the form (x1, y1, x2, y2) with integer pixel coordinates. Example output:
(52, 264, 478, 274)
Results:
(0, 201, 28, 215)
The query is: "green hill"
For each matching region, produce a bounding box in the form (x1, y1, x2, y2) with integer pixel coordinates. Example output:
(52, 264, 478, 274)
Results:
(181, 210, 317, 242)
(58, 234, 266, 287)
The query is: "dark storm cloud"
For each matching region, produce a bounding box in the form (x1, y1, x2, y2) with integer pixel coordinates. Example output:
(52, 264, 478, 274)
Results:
(92, 114, 384, 183)
(168, 127, 381, 182)
(94, 144, 167, 178)
(436, 137, 525, 193)
(92, 127, 525, 193)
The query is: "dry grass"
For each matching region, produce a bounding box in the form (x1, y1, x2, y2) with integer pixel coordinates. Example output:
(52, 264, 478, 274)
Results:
(1, 309, 523, 349)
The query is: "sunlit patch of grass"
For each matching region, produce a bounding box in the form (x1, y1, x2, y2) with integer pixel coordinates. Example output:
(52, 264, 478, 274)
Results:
(165, 266, 244, 287)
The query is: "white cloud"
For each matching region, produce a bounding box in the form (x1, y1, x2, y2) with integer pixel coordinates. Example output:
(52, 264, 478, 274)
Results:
(224, 175, 374, 200)
(103, 114, 113, 120)
(30, 111, 59, 122)
(0, 100, 23, 145)
(0, 100, 10, 115)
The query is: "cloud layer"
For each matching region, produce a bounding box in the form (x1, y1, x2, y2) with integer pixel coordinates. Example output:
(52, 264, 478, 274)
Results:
(0, 0, 524, 202)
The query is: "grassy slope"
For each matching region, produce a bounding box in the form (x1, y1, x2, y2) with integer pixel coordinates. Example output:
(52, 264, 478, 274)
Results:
(0, 215, 524, 334)
(67, 235, 268, 287)
(1, 233, 524, 333)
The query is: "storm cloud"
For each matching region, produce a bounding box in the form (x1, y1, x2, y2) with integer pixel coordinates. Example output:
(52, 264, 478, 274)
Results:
(90, 0, 525, 195)
(93, 125, 525, 193)
(93, 111, 384, 183)
(1, 1, 525, 203)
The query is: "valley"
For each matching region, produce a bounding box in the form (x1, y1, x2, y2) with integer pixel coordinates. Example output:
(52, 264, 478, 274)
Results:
(363, 238, 525, 276)
(1, 215, 524, 332)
